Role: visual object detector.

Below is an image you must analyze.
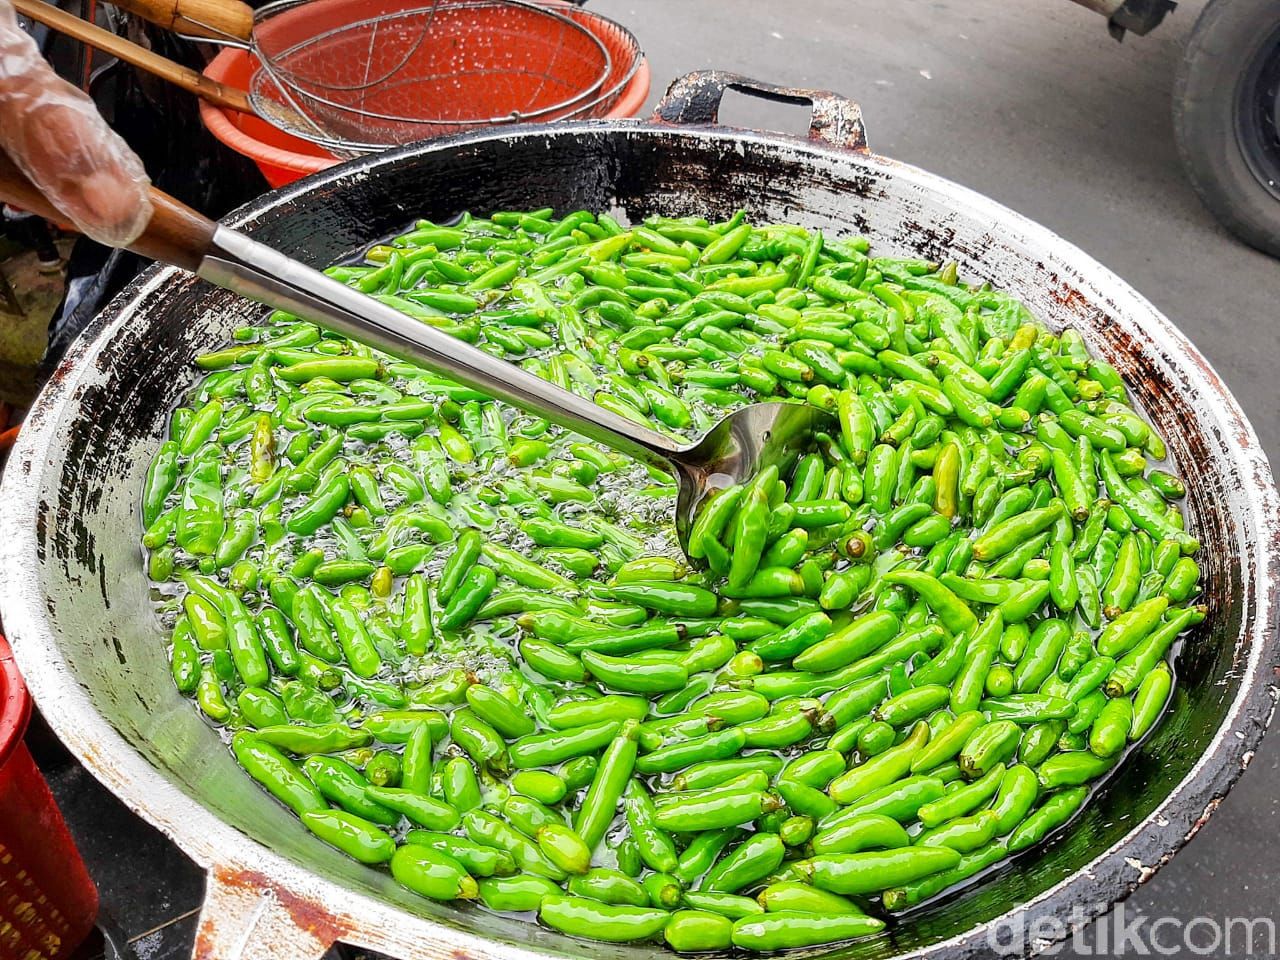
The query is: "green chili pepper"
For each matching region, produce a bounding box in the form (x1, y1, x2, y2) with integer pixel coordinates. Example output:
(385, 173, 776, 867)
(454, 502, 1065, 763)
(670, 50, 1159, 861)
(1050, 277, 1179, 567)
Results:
(573, 720, 638, 850)
(1130, 663, 1173, 740)
(231, 733, 326, 815)
(799, 847, 961, 895)
(666, 910, 734, 952)
(1007, 786, 1089, 852)
(302, 809, 395, 864)
(391, 844, 479, 901)
(539, 896, 668, 942)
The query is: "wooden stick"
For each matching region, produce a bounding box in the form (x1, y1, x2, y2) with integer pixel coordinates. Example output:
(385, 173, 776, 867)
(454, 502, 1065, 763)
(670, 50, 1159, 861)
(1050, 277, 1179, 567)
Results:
(106, 0, 253, 42)
(12, 0, 255, 114)
(0, 150, 218, 272)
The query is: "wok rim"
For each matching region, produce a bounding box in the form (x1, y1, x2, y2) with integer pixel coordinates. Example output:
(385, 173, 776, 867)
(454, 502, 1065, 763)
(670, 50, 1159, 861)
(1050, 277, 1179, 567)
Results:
(2, 117, 1278, 959)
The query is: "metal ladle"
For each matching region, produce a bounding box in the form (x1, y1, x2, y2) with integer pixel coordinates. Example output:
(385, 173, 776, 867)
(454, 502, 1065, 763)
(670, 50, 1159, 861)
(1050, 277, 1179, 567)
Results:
(0, 158, 836, 554)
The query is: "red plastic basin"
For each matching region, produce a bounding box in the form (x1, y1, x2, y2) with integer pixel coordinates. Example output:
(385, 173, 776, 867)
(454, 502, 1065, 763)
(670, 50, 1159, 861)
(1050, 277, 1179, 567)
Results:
(200, 24, 649, 188)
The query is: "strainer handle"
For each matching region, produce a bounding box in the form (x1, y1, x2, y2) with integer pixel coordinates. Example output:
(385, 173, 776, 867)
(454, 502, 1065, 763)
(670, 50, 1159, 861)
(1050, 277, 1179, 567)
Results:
(655, 70, 869, 153)
(12, 0, 255, 114)
(108, 0, 254, 42)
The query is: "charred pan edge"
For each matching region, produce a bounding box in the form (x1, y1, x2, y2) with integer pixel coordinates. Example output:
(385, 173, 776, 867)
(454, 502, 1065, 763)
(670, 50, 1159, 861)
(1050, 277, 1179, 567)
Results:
(0, 117, 1277, 960)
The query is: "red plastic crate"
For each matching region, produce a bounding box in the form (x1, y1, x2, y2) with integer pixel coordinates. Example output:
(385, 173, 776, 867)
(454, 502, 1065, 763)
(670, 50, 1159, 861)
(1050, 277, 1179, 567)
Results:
(0, 635, 98, 960)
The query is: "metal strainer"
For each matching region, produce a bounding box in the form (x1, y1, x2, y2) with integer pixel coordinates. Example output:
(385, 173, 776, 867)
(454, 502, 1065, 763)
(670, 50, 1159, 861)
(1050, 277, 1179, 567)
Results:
(243, 0, 611, 151)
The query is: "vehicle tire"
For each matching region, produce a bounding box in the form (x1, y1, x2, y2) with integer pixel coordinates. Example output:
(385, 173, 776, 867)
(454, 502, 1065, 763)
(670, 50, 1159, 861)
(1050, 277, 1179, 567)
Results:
(1173, 0, 1280, 258)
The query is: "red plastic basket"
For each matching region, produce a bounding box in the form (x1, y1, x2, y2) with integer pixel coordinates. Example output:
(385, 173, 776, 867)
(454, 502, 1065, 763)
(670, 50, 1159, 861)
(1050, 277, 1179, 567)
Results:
(0, 635, 98, 960)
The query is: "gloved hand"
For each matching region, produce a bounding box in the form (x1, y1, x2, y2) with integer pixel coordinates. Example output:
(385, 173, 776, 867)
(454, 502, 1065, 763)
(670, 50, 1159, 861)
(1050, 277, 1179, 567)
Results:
(0, 0, 152, 246)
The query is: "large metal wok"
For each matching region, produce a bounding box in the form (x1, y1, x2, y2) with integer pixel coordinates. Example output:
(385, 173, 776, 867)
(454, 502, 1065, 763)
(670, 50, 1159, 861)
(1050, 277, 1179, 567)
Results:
(1, 72, 1277, 960)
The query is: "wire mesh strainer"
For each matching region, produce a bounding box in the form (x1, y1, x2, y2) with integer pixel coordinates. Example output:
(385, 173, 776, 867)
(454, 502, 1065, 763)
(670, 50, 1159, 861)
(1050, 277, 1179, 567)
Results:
(244, 0, 610, 150)
(555, 5, 643, 120)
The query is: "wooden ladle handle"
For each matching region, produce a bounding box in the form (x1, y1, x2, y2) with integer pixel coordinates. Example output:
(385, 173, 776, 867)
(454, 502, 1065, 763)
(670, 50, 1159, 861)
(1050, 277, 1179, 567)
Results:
(108, 0, 254, 42)
(0, 149, 217, 271)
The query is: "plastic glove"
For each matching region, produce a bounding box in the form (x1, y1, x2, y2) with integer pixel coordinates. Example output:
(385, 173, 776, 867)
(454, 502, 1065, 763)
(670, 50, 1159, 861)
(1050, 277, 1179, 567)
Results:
(0, 0, 152, 246)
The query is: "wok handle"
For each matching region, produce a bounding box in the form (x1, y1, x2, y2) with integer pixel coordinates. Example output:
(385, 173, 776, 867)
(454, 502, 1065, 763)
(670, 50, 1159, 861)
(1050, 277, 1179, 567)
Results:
(192, 867, 337, 960)
(0, 151, 217, 271)
(654, 70, 869, 153)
